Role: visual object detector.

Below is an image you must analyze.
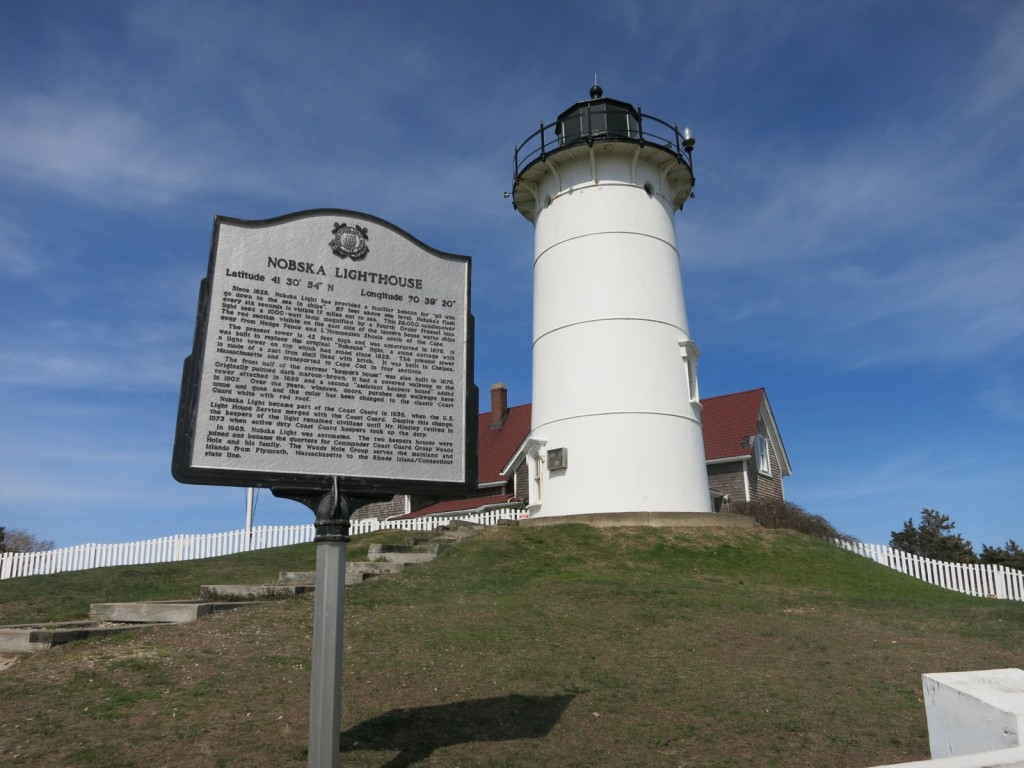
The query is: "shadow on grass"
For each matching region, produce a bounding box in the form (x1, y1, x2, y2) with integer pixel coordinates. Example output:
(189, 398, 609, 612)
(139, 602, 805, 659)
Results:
(340, 693, 575, 767)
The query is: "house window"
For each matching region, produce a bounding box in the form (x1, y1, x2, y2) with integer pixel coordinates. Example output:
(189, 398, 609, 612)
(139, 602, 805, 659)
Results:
(753, 434, 771, 476)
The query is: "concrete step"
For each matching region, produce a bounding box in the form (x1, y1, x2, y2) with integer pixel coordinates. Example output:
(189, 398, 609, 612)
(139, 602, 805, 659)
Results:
(90, 600, 267, 623)
(198, 584, 314, 600)
(0, 601, 268, 659)
(367, 551, 437, 565)
(345, 561, 406, 585)
(278, 571, 316, 585)
(280, 562, 404, 583)
(364, 533, 453, 566)
(368, 543, 422, 554)
(0, 621, 141, 653)
(369, 542, 446, 555)
(348, 561, 404, 575)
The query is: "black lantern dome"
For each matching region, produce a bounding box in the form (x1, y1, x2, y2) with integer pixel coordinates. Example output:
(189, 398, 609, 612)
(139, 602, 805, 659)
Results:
(512, 85, 695, 215)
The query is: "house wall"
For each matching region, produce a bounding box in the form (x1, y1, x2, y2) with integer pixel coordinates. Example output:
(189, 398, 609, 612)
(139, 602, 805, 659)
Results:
(706, 462, 749, 506)
(514, 462, 529, 502)
(707, 419, 785, 508)
(353, 495, 438, 521)
(352, 495, 406, 521)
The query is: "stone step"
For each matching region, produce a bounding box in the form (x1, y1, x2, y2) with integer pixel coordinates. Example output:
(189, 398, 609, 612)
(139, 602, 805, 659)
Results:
(0, 621, 141, 653)
(345, 561, 407, 584)
(367, 543, 419, 554)
(368, 541, 446, 555)
(198, 584, 314, 600)
(278, 571, 316, 585)
(349, 561, 404, 575)
(0, 601, 268, 658)
(366, 541, 440, 564)
(90, 600, 267, 623)
(279, 562, 405, 583)
(367, 551, 437, 565)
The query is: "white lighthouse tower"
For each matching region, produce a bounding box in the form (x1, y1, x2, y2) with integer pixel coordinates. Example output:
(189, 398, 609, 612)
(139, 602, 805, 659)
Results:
(511, 85, 712, 519)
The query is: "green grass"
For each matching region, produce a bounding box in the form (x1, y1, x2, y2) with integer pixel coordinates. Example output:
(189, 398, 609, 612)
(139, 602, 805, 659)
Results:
(1, 524, 1022, 767)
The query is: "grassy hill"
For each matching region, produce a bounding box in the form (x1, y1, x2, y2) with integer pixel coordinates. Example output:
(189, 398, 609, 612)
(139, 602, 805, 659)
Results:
(1, 524, 1021, 767)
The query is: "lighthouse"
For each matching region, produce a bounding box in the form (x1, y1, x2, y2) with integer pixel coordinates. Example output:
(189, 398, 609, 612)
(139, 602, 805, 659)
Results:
(511, 85, 712, 519)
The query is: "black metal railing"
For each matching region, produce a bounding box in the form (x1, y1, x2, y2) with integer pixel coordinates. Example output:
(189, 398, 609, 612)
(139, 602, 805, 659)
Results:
(514, 103, 692, 181)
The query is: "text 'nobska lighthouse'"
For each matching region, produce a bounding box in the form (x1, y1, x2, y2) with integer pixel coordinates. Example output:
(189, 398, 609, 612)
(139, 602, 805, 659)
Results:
(510, 85, 712, 519)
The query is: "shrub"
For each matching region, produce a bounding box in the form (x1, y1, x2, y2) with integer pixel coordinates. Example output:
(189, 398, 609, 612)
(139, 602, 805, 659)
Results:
(0, 528, 55, 553)
(727, 500, 852, 542)
(979, 540, 1024, 570)
(889, 509, 976, 563)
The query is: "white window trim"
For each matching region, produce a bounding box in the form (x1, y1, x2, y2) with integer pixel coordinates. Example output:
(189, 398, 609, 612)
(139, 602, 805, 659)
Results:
(752, 434, 772, 477)
(678, 340, 701, 405)
(528, 439, 547, 511)
(502, 436, 549, 515)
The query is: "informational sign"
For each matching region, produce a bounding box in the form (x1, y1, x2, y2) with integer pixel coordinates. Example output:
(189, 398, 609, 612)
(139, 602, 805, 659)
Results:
(173, 209, 476, 496)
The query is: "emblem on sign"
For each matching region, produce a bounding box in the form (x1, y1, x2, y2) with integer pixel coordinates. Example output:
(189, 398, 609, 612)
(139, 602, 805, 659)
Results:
(330, 222, 369, 260)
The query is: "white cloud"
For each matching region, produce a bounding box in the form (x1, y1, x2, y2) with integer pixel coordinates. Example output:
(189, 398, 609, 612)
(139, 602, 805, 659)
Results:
(800, 234, 1024, 368)
(977, 374, 1024, 424)
(682, 17, 1024, 373)
(0, 91, 270, 207)
(0, 315, 188, 390)
(965, 2, 1024, 123)
(0, 216, 36, 277)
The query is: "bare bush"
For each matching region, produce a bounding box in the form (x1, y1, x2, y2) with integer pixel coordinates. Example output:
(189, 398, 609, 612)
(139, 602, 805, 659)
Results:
(727, 500, 852, 542)
(0, 528, 55, 553)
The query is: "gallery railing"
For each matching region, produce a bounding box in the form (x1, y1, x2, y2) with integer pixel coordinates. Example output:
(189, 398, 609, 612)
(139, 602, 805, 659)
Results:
(513, 102, 693, 181)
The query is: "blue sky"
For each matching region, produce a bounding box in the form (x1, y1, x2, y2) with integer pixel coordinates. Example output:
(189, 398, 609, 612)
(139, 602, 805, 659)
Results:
(1, 1, 1020, 550)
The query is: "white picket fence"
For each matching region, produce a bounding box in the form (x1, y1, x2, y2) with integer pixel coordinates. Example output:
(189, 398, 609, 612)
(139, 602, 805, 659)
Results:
(0, 507, 526, 580)
(837, 539, 1024, 601)
(5, 520, 1023, 601)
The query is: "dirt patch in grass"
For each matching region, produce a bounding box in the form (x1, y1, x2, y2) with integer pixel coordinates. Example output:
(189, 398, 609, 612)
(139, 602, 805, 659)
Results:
(1, 525, 1022, 767)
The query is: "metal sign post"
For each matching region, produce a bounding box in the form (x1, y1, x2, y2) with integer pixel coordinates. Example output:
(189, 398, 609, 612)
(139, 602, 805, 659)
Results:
(292, 483, 386, 768)
(307, 482, 349, 768)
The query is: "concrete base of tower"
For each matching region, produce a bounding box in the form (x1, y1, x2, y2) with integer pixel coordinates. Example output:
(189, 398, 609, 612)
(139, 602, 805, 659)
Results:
(519, 511, 757, 530)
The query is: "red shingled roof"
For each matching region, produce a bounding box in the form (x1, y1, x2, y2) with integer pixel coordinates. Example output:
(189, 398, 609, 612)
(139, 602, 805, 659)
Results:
(700, 388, 765, 461)
(477, 402, 532, 485)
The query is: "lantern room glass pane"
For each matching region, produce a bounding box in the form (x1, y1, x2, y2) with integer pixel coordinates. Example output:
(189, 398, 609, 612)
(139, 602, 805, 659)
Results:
(557, 101, 640, 146)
